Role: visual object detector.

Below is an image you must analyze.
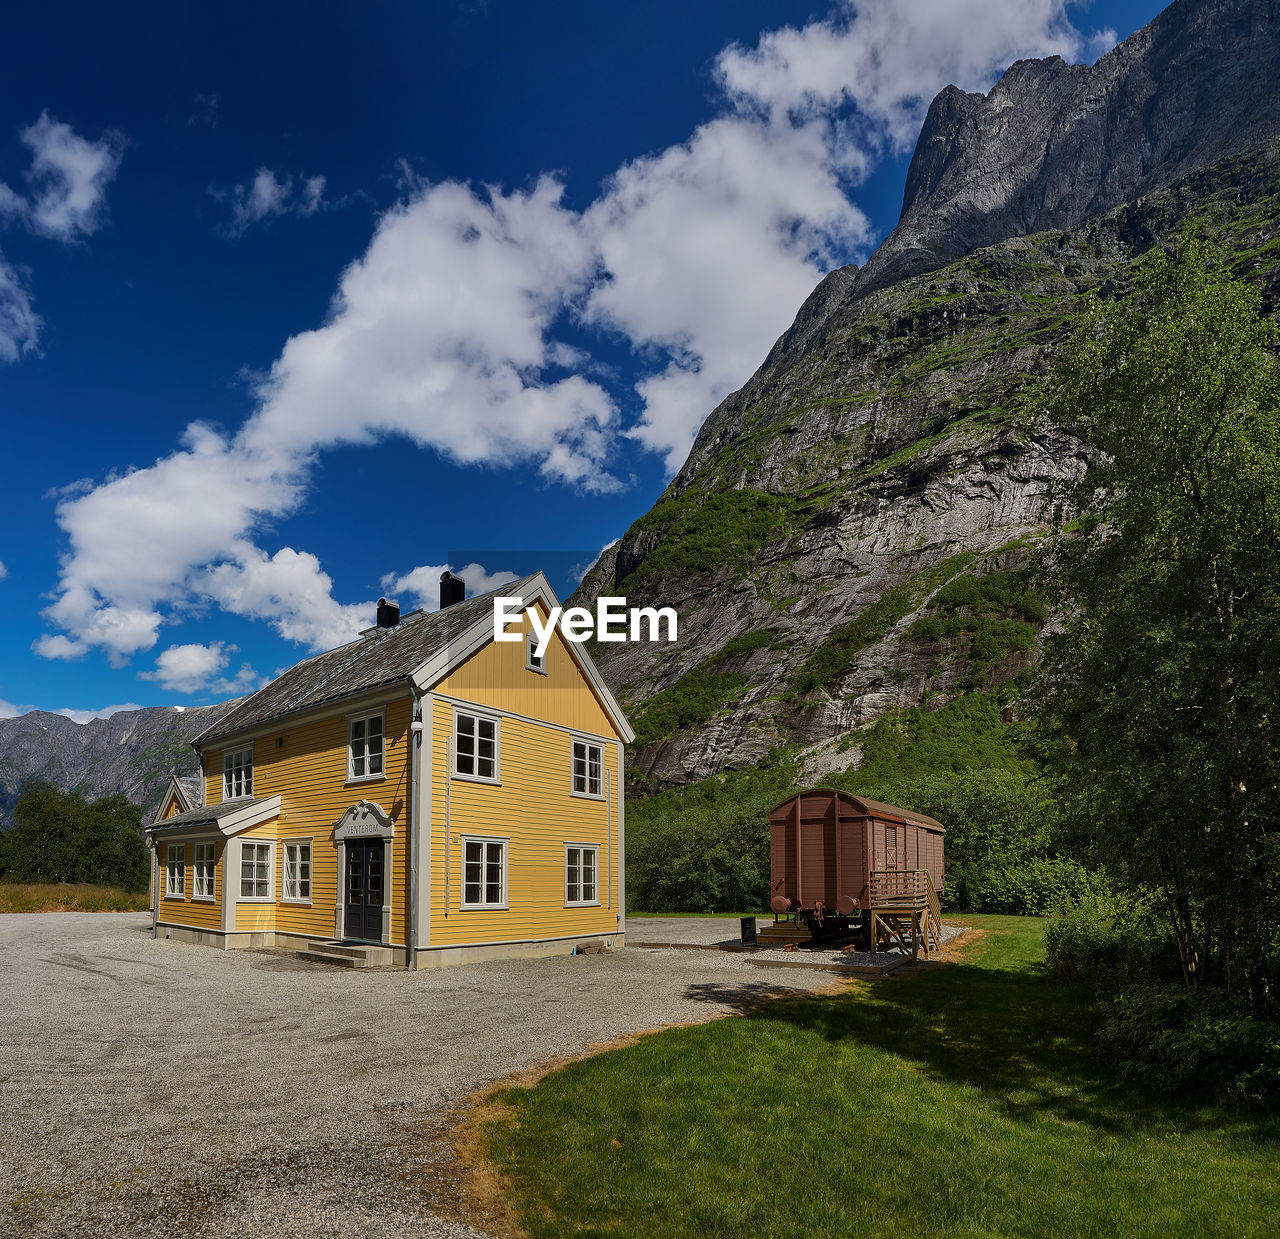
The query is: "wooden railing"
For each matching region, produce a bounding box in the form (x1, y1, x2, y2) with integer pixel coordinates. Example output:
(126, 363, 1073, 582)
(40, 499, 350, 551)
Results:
(869, 869, 943, 957)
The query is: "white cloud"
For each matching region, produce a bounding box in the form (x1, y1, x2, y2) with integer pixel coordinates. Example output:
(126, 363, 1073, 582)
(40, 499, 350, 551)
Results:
(0, 113, 122, 364)
(584, 112, 869, 469)
(716, 0, 1087, 148)
(215, 168, 330, 237)
(0, 559, 7, 580)
(381, 562, 520, 612)
(18, 111, 123, 241)
(39, 0, 1106, 665)
(139, 641, 262, 696)
(202, 545, 374, 651)
(0, 697, 22, 719)
(32, 633, 87, 661)
(0, 253, 41, 363)
(53, 703, 142, 724)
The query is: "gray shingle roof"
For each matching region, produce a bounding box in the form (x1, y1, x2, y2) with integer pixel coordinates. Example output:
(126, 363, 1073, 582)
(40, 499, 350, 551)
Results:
(176, 775, 203, 808)
(193, 573, 540, 747)
(146, 798, 270, 836)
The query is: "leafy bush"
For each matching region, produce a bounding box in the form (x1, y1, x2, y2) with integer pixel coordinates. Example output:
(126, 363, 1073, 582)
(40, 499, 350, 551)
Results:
(1097, 983, 1280, 1111)
(1044, 890, 1180, 985)
(625, 762, 797, 911)
(958, 857, 1105, 916)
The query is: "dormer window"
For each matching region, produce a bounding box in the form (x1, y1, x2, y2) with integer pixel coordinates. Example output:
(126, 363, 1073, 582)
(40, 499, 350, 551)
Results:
(526, 633, 545, 674)
(223, 746, 253, 800)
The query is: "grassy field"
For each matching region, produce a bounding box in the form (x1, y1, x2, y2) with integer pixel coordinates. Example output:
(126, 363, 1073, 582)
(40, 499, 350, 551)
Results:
(482, 916, 1280, 1238)
(0, 883, 150, 913)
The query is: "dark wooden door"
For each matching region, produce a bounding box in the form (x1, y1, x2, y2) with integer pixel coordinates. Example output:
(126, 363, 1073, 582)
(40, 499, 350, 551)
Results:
(344, 840, 384, 941)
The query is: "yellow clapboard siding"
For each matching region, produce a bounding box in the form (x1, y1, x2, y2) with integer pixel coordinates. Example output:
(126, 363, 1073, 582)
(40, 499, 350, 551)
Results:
(211, 696, 412, 943)
(434, 601, 617, 737)
(157, 838, 223, 930)
(426, 702, 622, 946)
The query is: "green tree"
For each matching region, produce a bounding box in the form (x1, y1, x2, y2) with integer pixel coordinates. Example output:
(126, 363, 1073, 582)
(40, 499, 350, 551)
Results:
(1030, 232, 1280, 1009)
(2, 781, 149, 891)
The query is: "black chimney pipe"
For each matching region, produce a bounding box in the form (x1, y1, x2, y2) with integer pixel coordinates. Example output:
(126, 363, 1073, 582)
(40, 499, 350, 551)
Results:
(439, 571, 466, 609)
(376, 597, 401, 628)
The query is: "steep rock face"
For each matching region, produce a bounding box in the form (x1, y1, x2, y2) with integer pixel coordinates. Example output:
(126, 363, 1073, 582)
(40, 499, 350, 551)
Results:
(880, 0, 1280, 289)
(0, 701, 237, 826)
(580, 0, 1280, 790)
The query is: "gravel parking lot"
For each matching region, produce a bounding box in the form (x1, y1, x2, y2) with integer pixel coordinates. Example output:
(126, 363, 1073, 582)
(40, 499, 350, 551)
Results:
(0, 913, 842, 1238)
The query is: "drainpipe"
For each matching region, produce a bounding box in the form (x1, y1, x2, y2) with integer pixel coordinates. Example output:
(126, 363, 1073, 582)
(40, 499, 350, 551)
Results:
(408, 687, 423, 971)
(149, 838, 158, 938)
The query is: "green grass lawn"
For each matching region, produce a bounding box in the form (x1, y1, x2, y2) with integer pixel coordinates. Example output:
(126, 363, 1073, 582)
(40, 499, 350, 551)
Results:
(483, 916, 1280, 1238)
(0, 882, 150, 913)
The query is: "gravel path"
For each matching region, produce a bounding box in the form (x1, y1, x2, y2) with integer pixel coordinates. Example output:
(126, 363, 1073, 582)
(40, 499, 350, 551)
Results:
(0, 913, 845, 1238)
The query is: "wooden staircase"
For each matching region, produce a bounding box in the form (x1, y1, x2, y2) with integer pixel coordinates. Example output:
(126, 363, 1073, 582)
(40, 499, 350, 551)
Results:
(756, 920, 812, 948)
(868, 870, 944, 959)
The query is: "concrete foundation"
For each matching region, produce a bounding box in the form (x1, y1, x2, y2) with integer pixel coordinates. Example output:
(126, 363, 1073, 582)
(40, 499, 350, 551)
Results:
(411, 932, 626, 969)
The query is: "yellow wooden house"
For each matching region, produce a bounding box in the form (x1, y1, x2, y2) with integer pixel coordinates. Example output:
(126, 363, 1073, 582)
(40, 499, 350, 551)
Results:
(143, 571, 633, 968)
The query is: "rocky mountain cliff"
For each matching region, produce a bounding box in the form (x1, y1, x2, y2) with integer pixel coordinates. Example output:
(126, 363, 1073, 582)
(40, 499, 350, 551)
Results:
(0, 703, 235, 826)
(580, 0, 1280, 790)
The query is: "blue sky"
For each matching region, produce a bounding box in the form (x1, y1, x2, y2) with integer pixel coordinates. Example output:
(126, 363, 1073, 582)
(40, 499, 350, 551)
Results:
(0, 0, 1162, 722)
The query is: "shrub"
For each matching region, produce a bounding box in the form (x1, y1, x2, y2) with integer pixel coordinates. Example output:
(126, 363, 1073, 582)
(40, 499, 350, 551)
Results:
(625, 762, 797, 912)
(1097, 983, 1280, 1111)
(958, 856, 1105, 916)
(1044, 889, 1180, 985)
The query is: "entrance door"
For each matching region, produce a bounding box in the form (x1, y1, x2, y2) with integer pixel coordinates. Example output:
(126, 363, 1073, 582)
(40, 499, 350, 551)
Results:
(344, 840, 384, 941)
(884, 825, 901, 870)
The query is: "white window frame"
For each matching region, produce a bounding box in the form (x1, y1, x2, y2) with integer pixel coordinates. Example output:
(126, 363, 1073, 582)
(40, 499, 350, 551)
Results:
(452, 708, 500, 784)
(222, 745, 254, 800)
(164, 844, 185, 899)
(347, 709, 386, 783)
(565, 843, 600, 907)
(239, 839, 274, 902)
(282, 838, 312, 904)
(570, 737, 604, 799)
(526, 632, 546, 675)
(192, 841, 216, 901)
(460, 834, 508, 910)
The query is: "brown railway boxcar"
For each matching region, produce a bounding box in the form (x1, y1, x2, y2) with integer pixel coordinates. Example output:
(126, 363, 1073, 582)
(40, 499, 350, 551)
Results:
(768, 788, 945, 936)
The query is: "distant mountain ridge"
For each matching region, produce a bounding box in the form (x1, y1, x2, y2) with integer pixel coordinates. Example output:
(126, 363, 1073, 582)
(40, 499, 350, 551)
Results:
(0, 701, 237, 827)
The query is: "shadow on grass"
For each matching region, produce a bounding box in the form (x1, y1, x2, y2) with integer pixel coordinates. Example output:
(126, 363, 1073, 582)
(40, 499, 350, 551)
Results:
(739, 933, 1280, 1143)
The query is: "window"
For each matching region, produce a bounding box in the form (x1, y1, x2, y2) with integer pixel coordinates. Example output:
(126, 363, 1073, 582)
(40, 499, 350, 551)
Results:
(526, 633, 545, 674)
(223, 746, 253, 800)
(571, 739, 603, 797)
(240, 840, 272, 900)
(165, 844, 185, 898)
(454, 710, 498, 781)
(565, 844, 599, 906)
(348, 711, 385, 780)
(462, 837, 506, 908)
(283, 840, 311, 902)
(193, 842, 215, 900)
